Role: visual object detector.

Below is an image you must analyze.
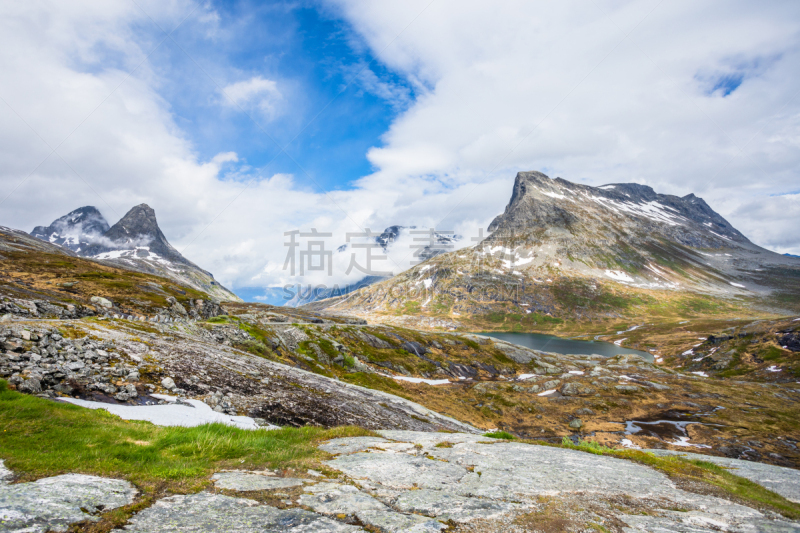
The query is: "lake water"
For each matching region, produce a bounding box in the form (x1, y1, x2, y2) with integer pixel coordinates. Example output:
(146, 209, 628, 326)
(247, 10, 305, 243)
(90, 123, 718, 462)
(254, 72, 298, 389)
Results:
(478, 332, 654, 363)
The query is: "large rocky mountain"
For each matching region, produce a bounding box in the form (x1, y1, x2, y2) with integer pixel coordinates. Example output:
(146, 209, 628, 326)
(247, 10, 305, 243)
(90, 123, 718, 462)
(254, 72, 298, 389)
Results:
(31, 205, 239, 302)
(306, 171, 800, 323)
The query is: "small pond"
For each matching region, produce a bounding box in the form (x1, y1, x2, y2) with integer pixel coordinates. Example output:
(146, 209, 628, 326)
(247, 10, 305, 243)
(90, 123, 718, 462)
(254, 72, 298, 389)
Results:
(478, 331, 654, 363)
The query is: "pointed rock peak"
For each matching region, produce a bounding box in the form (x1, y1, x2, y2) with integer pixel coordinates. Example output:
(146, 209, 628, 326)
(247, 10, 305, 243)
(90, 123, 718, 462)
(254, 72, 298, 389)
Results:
(113, 204, 160, 236)
(102, 203, 172, 252)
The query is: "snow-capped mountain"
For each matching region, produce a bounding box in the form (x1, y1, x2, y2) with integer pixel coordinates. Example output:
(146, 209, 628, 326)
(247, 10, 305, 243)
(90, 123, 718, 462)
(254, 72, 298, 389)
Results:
(306, 171, 800, 320)
(32, 204, 239, 302)
(283, 225, 463, 307)
(30, 206, 110, 253)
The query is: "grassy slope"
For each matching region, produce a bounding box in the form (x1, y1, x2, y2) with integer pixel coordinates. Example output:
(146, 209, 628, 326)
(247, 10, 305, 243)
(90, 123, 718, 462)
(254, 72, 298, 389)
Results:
(0, 379, 372, 531)
(0, 248, 214, 314)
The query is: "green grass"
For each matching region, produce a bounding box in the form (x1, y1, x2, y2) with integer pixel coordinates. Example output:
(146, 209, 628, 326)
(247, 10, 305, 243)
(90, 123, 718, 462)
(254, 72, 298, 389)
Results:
(484, 431, 516, 440)
(0, 379, 372, 490)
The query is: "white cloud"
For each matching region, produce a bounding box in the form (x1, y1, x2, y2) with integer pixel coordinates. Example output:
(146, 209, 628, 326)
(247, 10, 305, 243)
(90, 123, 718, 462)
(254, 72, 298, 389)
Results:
(220, 76, 282, 118)
(326, 0, 800, 253)
(0, 0, 799, 306)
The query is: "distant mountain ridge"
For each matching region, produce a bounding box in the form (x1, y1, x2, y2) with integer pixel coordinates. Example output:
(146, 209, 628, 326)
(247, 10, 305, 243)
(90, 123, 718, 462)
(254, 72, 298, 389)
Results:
(283, 225, 462, 307)
(31, 205, 239, 302)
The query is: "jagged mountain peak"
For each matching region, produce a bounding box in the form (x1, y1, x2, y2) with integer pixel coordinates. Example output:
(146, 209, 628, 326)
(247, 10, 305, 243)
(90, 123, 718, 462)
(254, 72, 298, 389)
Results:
(83, 204, 190, 268)
(31, 204, 240, 302)
(30, 206, 110, 253)
(104, 204, 166, 242)
(488, 171, 747, 245)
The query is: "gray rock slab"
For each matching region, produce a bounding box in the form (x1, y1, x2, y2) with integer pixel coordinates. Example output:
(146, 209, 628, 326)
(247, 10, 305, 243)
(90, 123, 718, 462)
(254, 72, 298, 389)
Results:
(646, 450, 800, 503)
(211, 472, 309, 491)
(393, 489, 520, 522)
(355, 510, 446, 533)
(119, 492, 362, 532)
(376, 431, 495, 446)
(323, 432, 785, 531)
(318, 437, 390, 455)
(299, 483, 388, 515)
(1, 473, 137, 533)
(622, 511, 800, 532)
(327, 452, 470, 491)
(0, 461, 11, 484)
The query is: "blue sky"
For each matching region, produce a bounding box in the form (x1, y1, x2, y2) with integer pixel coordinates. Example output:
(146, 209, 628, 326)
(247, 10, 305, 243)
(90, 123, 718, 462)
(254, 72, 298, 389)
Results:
(149, 0, 412, 192)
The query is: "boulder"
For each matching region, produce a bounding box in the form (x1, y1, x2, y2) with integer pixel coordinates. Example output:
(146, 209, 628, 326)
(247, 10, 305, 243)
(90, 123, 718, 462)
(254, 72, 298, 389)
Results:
(161, 377, 176, 390)
(560, 382, 595, 396)
(18, 378, 42, 394)
(494, 343, 537, 364)
(90, 296, 113, 309)
(569, 419, 583, 430)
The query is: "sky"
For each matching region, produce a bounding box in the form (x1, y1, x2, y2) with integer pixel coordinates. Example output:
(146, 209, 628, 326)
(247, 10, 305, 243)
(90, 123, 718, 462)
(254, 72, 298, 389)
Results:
(0, 0, 799, 302)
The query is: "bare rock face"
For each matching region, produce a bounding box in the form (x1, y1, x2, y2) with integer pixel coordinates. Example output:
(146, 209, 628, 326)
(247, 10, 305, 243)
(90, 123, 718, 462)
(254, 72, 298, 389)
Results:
(0, 464, 137, 533)
(118, 492, 361, 533)
(488, 171, 747, 245)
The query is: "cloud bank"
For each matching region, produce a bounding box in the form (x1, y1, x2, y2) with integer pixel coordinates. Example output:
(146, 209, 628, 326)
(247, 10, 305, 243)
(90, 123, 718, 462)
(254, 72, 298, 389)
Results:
(0, 0, 798, 300)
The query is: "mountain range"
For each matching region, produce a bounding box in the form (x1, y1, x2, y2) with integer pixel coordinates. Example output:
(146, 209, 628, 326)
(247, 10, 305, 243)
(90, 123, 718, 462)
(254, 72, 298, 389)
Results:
(306, 171, 800, 324)
(31, 204, 238, 302)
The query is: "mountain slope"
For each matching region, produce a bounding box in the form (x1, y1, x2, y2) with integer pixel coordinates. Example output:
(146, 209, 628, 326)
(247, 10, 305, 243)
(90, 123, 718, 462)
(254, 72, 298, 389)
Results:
(0, 225, 221, 319)
(32, 205, 240, 302)
(306, 171, 800, 327)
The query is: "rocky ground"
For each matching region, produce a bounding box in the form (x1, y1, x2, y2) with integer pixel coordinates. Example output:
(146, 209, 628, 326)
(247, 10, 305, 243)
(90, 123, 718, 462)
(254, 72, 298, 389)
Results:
(2, 431, 799, 533)
(2, 304, 799, 466)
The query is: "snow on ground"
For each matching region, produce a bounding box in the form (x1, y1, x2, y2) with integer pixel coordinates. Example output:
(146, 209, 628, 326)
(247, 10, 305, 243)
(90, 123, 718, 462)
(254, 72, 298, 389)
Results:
(691, 372, 709, 378)
(614, 338, 627, 346)
(730, 282, 746, 288)
(568, 370, 584, 375)
(616, 325, 641, 334)
(388, 375, 452, 386)
(517, 374, 538, 380)
(423, 279, 432, 289)
(683, 349, 694, 356)
(582, 191, 686, 226)
(671, 437, 711, 448)
(60, 395, 273, 430)
(537, 389, 557, 396)
(605, 270, 634, 283)
(767, 366, 782, 372)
